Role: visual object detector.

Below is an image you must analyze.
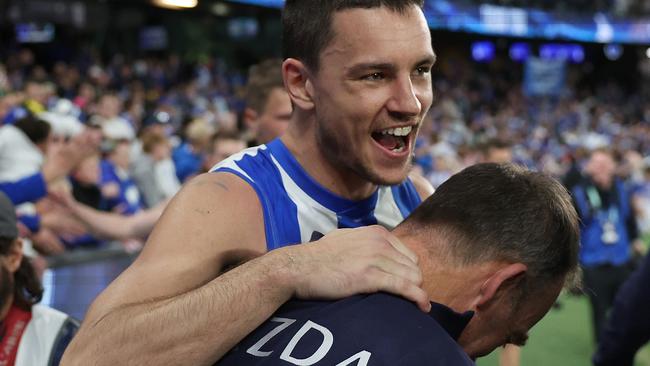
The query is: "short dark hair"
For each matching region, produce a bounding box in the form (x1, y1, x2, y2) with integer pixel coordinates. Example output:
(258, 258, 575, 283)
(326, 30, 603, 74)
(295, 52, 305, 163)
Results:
(246, 59, 285, 114)
(401, 163, 580, 289)
(0, 237, 43, 310)
(282, 0, 425, 71)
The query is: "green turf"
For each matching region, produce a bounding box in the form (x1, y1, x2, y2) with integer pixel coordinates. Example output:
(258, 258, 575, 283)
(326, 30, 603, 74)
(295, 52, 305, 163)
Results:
(477, 294, 650, 366)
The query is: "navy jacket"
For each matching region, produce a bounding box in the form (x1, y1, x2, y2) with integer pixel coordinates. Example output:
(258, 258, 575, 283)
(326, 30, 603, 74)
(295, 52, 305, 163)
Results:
(217, 293, 474, 365)
(593, 252, 650, 366)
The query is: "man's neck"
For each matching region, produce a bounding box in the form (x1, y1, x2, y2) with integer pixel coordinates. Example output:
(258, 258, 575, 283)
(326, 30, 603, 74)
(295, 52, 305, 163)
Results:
(280, 118, 378, 200)
(395, 231, 495, 314)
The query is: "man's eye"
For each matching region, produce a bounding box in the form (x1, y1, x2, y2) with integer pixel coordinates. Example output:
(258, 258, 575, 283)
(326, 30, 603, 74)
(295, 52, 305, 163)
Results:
(414, 66, 431, 76)
(363, 72, 384, 81)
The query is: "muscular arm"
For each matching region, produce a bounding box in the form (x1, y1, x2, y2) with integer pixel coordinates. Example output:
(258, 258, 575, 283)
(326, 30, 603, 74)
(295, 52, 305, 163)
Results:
(62, 173, 428, 365)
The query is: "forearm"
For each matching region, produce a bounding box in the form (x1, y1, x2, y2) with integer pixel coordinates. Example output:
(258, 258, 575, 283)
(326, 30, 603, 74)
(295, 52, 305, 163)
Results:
(70, 201, 137, 240)
(62, 248, 296, 366)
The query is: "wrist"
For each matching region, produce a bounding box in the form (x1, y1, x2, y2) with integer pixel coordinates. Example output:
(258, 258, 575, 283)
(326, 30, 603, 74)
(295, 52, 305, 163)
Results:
(261, 245, 306, 301)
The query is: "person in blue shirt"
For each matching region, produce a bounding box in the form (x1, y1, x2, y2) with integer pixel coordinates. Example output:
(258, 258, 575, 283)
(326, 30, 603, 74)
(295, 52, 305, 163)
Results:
(218, 163, 580, 365)
(593, 251, 650, 366)
(571, 149, 640, 342)
(65, 1, 436, 364)
(172, 118, 214, 183)
(99, 138, 143, 216)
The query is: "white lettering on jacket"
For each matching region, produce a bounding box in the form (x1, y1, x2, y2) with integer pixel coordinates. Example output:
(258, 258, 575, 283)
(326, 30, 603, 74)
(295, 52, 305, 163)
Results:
(247, 317, 296, 357)
(246, 318, 371, 365)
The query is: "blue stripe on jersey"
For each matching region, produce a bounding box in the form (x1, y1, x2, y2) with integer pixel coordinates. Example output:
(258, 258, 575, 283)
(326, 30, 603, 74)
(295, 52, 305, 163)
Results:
(216, 164, 301, 250)
(391, 182, 423, 219)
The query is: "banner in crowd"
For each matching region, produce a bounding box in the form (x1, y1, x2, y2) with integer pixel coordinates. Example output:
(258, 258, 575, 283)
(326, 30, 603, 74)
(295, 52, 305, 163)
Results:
(227, 0, 650, 45)
(523, 57, 566, 97)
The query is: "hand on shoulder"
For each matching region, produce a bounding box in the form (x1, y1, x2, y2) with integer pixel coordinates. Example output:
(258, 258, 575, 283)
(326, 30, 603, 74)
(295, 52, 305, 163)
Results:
(269, 225, 431, 312)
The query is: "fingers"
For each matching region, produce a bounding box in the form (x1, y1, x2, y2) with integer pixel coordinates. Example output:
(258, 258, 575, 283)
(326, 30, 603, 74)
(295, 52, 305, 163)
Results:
(367, 267, 431, 313)
(290, 226, 430, 312)
(380, 228, 419, 265)
(372, 254, 423, 286)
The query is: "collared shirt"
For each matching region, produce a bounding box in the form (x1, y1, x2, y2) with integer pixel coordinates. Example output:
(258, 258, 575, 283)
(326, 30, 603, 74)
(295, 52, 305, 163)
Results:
(217, 293, 475, 365)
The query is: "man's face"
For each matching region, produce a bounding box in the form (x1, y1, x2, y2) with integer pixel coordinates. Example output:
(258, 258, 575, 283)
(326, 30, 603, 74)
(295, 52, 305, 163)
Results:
(98, 96, 122, 119)
(205, 138, 247, 170)
(586, 151, 616, 188)
(458, 278, 564, 358)
(309, 5, 435, 185)
(256, 87, 292, 144)
(108, 140, 132, 170)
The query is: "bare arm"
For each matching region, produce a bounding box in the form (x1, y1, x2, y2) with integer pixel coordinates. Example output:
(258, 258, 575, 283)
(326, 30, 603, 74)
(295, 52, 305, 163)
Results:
(62, 173, 428, 365)
(69, 199, 168, 241)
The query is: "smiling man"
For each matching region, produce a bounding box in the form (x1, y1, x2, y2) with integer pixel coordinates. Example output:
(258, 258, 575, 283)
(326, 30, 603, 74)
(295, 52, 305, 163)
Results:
(63, 1, 436, 365)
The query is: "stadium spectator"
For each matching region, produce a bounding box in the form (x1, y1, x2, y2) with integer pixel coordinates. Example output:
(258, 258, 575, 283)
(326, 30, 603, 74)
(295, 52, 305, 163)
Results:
(593, 252, 650, 366)
(202, 131, 247, 172)
(99, 120, 142, 216)
(571, 149, 640, 342)
(172, 118, 215, 182)
(480, 138, 513, 164)
(131, 129, 180, 207)
(243, 59, 292, 145)
(0, 191, 78, 365)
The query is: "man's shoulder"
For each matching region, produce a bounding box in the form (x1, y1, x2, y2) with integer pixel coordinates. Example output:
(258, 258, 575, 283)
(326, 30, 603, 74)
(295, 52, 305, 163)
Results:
(218, 293, 473, 365)
(211, 143, 276, 182)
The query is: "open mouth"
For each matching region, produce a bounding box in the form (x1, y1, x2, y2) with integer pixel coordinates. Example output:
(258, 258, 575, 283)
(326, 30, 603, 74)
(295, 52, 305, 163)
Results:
(371, 126, 413, 154)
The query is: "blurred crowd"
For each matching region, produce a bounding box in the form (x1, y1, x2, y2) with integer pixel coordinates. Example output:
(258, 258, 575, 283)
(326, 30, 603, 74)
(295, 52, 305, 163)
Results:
(0, 48, 256, 261)
(464, 0, 650, 17)
(1, 45, 649, 272)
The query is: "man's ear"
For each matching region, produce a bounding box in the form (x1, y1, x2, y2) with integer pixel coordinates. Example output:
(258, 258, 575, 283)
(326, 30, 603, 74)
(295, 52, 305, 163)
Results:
(282, 58, 314, 111)
(243, 107, 259, 131)
(476, 263, 527, 309)
(5, 238, 23, 274)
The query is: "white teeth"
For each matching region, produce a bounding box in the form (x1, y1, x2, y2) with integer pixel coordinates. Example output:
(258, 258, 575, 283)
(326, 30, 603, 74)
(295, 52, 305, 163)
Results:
(379, 126, 412, 137)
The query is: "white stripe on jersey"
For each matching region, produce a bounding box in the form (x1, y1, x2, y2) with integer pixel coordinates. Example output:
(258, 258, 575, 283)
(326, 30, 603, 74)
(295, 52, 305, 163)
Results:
(374, 187, 406, 229)
(210, 145, 268, 182)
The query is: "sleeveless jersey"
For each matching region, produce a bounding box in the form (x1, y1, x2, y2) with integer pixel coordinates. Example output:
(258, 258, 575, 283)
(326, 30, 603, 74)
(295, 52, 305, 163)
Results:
(211, 139, 422, 250)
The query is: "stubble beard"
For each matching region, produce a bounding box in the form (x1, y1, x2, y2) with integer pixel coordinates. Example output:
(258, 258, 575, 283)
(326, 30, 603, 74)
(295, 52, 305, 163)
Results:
(316, 121, 410, 187)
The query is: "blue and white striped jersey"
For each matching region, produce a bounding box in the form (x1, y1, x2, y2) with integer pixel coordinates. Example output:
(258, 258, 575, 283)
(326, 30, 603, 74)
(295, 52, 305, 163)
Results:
(211, 138, 422, 250)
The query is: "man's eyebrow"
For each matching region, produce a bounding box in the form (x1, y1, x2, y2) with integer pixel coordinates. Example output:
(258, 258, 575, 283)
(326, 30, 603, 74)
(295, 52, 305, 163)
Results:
(346, 62, 396, 76)
(417, 53, 437, 66)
